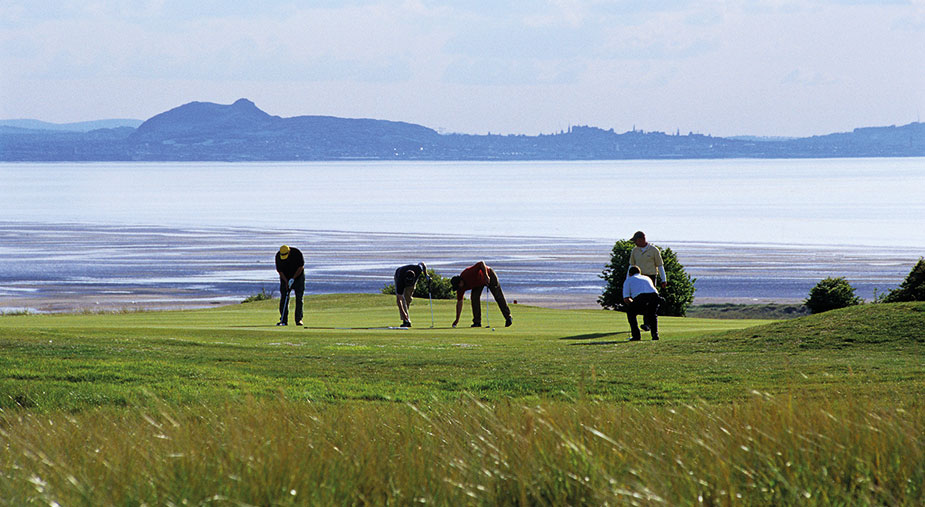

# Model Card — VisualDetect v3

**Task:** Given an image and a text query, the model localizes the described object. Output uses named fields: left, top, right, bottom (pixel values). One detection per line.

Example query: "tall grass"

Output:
left=2, top=394, right=921, bottom=505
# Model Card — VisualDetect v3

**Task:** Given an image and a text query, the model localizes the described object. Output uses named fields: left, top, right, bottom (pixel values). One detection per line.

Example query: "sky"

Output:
left=1, top=0, right=923, bottom=137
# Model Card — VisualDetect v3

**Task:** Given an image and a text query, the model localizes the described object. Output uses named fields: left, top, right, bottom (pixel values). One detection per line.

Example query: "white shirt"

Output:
left=623, top=273, right=658, bottom=299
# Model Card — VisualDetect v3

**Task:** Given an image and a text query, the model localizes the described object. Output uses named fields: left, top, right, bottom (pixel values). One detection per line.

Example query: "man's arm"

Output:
left=475, top=261, right=490, bottom=285
left=452, top=295, right=464, bottom=327
left=293, top=265, right=304, bottom=279
left=654, top=249, right=667, bottom=288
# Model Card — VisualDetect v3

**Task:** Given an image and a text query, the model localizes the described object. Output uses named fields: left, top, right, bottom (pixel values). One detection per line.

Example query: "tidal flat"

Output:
left=1, top=222, right=919, bottom=313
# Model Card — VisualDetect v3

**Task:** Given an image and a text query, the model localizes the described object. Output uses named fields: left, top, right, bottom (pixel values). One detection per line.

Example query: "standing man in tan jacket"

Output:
left=629, top=231, right=667, bottom=289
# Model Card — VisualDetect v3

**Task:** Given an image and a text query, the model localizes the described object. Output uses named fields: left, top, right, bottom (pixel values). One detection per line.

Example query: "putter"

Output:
left=484, top=284, right=492, bottom=330
left=427, top=275, right=435, bottom=328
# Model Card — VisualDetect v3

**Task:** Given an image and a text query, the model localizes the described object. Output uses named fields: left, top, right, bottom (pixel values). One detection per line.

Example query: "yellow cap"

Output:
left=279, top=245, right=290, bottom=260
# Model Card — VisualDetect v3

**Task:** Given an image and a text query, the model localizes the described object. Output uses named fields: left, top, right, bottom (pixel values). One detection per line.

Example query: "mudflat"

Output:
left=1, top=222, right=918, bottom=312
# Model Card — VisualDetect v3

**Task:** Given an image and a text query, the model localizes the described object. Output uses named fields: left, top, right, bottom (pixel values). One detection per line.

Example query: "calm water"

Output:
left=1, top=158, right=923, bottom=246
left=1, top=159, right=923, bottom=311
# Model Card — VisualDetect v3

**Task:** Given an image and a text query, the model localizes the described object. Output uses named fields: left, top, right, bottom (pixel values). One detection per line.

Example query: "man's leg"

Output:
left=401, top=285, right=414, bottom=326
left=639, top=293, right=660, bottom=340
left=279, top=280, right=289, bottom=324
left=626, top=302, right=641, bottom=340
left=470, top=285, right=483, bottom=326
left=487, top=269, right=512, bottom=326
left=293, top=275, right=305, bottom=325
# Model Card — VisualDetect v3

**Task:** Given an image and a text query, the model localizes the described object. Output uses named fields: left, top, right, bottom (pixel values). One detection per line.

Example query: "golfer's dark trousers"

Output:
left=279, top=274, right=305, bottom=324
left=470, top=269, right=511, bottom=326
left=626, top=292, right=660, bottom=339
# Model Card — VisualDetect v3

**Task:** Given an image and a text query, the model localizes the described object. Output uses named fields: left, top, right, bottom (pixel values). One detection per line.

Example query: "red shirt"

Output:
left=456, top=263, right=490, bottom=300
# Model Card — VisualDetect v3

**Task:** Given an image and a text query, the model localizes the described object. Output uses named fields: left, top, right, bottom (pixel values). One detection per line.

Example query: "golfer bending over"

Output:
left=275, top=245, right=305, bottom=326
left=623, top=265, right=661, bottom=341
left=450, top=261, right=513, bottom=328
left=394, top=262, right=427, bottom=327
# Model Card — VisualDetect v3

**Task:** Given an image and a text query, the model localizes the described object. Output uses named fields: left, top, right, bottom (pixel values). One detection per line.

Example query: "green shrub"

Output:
left=804, top=277, right=861, bottom=314
left=381, top=269, right=455, bottom=299
left=883, top=258, right=925, bottom=303
left=242, top=288, right=273, bottom=303
left=598, top=239, right=696, bottom=316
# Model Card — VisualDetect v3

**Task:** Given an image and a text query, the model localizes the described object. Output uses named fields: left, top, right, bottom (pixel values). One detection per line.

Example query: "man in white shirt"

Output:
left=623, top=265, right=661, bottom=341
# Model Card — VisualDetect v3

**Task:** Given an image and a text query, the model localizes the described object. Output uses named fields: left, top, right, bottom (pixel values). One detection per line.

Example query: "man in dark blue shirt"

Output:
left=275, top=245, right=305, bottom=326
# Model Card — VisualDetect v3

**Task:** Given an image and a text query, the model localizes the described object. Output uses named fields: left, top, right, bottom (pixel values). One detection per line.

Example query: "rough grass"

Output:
left=687, top=303, right=810, bottom=320
left=1, top=296, right=923, bottom=504
left=1, top=396, right=922, bottom=505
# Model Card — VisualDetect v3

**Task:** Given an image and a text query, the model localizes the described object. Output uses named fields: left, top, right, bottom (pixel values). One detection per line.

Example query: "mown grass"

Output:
left=1, top=296, right=923, bottom=504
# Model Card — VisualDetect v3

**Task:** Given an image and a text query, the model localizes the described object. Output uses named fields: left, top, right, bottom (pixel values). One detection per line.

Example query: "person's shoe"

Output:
left=276, top=321, right=287, bottom=326
left=505, top=316, right=513, bottom=327
left=651, top=335, right=659, bottom=341
left=640, top=324, right=650, bottom=331
left=296, top=320, right=303, bottom=326
left=401, top=320, right=412, bottom=328
left=470, top=322, right=481, bottom=328
left=628, top=336, right=641, bottom=341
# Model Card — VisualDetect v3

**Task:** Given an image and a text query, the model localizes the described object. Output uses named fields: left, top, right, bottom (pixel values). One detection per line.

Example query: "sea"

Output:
left=1, top=158, right=923, bottom=312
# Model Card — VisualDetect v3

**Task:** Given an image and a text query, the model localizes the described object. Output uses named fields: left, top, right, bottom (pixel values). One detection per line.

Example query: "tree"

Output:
left=381, top=269, right=455, bottom=299
left=883, top=258, right=925, bottom=303
left=804, top=277, right=861, bottom=314
left=598, top=239, right=696, bottom=316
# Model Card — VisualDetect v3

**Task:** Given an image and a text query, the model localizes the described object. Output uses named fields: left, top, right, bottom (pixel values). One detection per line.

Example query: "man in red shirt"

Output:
left=450, top=261, right=513, bottom=328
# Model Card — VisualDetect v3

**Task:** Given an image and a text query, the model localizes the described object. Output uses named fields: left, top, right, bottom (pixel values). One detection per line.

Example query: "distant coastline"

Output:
left=2, top=99, right=923, bottom=161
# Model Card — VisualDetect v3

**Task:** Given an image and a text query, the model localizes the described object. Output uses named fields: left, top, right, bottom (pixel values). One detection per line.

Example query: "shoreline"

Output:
left=1, top=222, right=919, bottom=314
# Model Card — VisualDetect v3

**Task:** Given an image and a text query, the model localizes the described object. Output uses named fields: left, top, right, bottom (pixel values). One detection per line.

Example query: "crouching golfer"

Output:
left=450, top=261, right=513, bottom=328
left=394, top=262, right=427, bottom=327
left=623, top=265, right=661, bottom=341
left=275, top=245, right=305, bottom=326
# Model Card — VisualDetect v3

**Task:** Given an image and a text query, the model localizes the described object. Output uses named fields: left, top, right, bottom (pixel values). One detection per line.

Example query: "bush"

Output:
left=381, top=269, right=455, bottom=299
left=804, top=277, right=861, bottom=314
left=598, top=239, right=696, bottom=316
left=242, top=288, right=273, bottom=303
left=883, top=258, right=925, bottom=303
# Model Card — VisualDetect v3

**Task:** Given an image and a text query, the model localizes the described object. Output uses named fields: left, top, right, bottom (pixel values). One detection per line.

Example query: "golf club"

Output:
left=427, top=275, right=435, bottom=328
left=484, top=284, right=494, bottom=331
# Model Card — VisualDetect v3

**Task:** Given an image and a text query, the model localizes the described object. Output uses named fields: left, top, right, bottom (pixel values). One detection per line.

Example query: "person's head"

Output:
left=279, top=245, right=290, bottom=260
left=631, top=231, right=647, bottom=247
left=450, top=275, right=462, bottom=291
left=418, top=262, right=427, bottom=274
left=628, top=265, right=641, bottom=276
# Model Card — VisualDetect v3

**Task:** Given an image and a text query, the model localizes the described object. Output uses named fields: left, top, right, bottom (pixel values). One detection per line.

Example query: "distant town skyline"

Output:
left=1, top=1, right=923, bottom=137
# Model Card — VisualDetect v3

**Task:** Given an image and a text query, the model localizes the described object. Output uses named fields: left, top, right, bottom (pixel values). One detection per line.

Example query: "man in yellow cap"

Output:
left=275, top=245, right=305, bottom=326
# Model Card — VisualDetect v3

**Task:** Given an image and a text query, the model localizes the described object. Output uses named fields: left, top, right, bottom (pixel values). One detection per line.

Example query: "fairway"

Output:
left=2, top=294, right=787, bottom=409
left=2, top=294, right=923, bottom=409
left=2, top=296, right=923, bottom=505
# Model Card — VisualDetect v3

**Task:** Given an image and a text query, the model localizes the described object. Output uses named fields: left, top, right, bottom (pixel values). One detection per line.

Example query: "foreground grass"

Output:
left=1, top=297, right=923, bottom=504
left=2, top=396, right=922, bottom=505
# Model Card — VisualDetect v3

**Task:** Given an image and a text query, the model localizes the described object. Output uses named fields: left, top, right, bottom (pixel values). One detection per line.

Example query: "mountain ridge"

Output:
left=2, top=99, right=923, bottom=161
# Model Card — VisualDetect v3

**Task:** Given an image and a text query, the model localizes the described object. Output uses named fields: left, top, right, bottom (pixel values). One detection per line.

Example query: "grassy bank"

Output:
left=1, top=296, right=923, bottom=504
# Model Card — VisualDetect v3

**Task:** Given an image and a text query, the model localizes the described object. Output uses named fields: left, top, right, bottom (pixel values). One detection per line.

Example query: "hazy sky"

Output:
left=1, top=1, right=923, bottom=136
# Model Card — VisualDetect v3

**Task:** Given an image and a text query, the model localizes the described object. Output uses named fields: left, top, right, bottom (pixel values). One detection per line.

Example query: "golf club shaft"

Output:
left=484, top=284, right=491, bottom=328
left=428, top=277, right=435, bottom=328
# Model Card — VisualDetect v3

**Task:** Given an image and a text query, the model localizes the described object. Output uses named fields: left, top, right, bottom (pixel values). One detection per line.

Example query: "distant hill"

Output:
left=1, top=99, right=923, bottom=161
left=0, top=118, right=143, bottom=132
